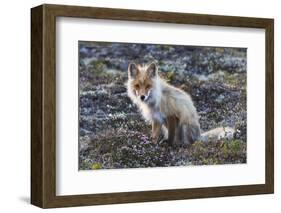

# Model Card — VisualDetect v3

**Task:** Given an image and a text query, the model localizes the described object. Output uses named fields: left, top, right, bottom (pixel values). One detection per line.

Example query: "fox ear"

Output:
left=128, top=63, right=139, bottom=78
left=147, top=62, right=158, bottom=78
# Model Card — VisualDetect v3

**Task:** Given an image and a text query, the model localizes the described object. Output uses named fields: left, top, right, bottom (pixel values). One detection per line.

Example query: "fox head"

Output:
left=128, top=62, right=158, bottom=102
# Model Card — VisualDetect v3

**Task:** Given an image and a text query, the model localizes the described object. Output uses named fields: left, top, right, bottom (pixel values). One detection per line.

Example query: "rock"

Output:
left=215, top=94, right=225, bottom=103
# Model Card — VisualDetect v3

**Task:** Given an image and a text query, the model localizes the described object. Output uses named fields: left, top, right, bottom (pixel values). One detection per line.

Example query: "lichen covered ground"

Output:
left=79, top=42, right=247, bottom=170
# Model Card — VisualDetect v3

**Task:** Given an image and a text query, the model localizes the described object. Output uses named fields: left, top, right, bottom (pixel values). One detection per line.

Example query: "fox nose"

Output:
left=140, top=95, right=145, bottom=101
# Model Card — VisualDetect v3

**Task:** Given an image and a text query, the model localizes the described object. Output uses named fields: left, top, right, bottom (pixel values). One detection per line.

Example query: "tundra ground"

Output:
left=79, top=42, right=247, bottom=170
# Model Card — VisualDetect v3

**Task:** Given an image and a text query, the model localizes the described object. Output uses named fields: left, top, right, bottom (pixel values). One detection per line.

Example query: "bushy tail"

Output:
left=200, top=126, right=235, bottom=143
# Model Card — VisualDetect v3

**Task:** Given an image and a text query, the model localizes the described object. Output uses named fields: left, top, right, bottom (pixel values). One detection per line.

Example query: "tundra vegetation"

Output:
left=79, top=41, right=247, bottom=170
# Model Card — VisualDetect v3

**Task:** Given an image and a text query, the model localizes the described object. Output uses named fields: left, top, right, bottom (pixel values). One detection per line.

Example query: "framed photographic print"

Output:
left=31, top=4, right=274, bottom=208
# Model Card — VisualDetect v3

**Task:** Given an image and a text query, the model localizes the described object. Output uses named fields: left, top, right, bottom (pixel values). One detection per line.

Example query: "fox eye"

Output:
left=145, top=85, right=151, bottom=89
left=134, top=84, right=139, bottom=89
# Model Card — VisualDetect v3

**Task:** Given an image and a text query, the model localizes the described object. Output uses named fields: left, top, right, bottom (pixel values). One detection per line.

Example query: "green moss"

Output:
left=166, top=71, right=175, bottom=82
left=92, top=163, right=102, bottom=170
left=90, top=60, right=105, bottom=72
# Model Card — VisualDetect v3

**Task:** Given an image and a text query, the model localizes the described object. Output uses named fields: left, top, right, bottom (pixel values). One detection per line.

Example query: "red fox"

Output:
left=127, top=62, right=201, bottom=146
left=127, top=62, right=235, bottom=146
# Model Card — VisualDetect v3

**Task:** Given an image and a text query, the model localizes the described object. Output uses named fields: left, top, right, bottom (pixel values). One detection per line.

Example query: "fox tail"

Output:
left=200, top=126, right=235, bottom=143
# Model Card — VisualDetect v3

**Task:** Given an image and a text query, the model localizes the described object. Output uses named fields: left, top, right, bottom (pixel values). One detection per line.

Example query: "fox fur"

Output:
left=127, top=62, right=201, bottom=146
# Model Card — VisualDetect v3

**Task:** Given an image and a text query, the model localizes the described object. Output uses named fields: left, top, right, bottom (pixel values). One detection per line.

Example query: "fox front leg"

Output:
left=152, top=120, right=161, bottom=144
